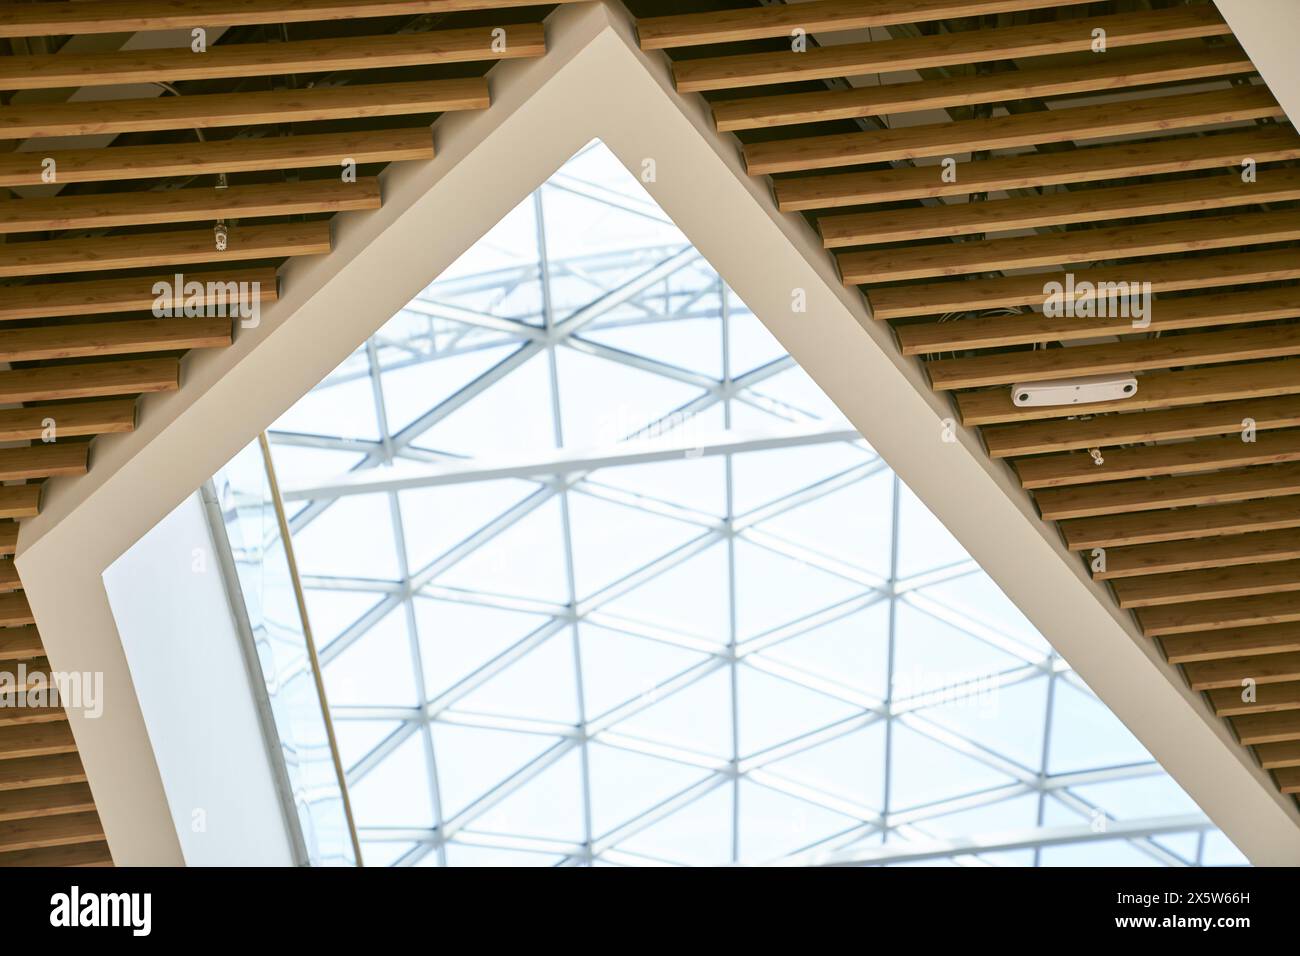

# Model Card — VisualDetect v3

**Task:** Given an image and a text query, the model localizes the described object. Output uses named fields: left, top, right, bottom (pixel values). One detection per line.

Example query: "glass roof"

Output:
left=221, top=140, right=1245, bottom=867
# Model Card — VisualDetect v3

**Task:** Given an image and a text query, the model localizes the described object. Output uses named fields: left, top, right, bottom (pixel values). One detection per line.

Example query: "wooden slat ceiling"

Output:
left=0, top=0, right=583, bottom=866
left=633, top=0, right=1300, bottom=806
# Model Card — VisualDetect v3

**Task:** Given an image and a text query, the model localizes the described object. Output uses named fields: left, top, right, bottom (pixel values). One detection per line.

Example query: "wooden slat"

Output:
left=0, top=221, right=331, bottom=279
left=2, top=663, right=59, bottom=697
left=1257, top=741, right=1300, bottom=769
left=0, top=525, right=17, bottom=559
left=1014, top=430, right=1300, bottom=490
left=0, top=269, right=276, bottom=322
left=897, top=286, right=1300, bottom=356
left=841, top=209, right=1300, bottom=284
left=823, top=166, right=1300, bottom=249
left=0, top=441, right=82, bottom=489
left=1059, top=497, right=1300, bottom=550
left=0, top=708, right=67, bottom=729
left=716, top=44, right=1253, bottom=132
left=1112, top=559, right=1300, bottom=609
left=745, top=86, right=1279, bottom=175
left=1276, top=766, right=1300, bottom=793
left=985, top=396, right=1300, bottom=459
left=958, top=359, right=1300, bottom=427
left=0, top=24, right=546, bottom=91
left=0, top=626, right=42, bottom=662
left=1038, top=466, right=1300, bottom=522
left=0, top=840, right=111, bottom=867
left=0, top=591, right=35, bottom=627
left=774, top=126, right=1300, bottom=212
left=0, top=400, right=136, bottom=443
left=1183, top=652, right=1300, bottom=691
left=1233, top=710, right=1300, bottom=745
left=639, top=0, right=1096, bottom=49
left=1163, top=624, right=1300, bottom=665
left=0, top=723, right=75, bottom=762
left=1135, top=592, right=1300, bottom=637
left=0, top=486, right=41, bottom=522
left=871, top=248, right=1300, bottom=321
left=0, top=813, right=105, bottom=854
left=929, top=324, right=1300, bottom=392
left=0, top=358, right=180, bottom=404
left=0, top=178, right=380, bottom=235
left=0, top=444, right=87, bottom=483
left=0, top=753, right=85, bottom=792
left=0, top=78, right=488, bottom=140
left=1096, top=528, right=1300, bottom=580
left=1209, top=681, right=1300, bottom=717
left=0, top=319, right=231, bottom=363
left=0, top=784, right=95, bottom=824
left=1040, top=470, right=1300, bottom=522
left=0, top=0, right=573, bottom=38
left=0, top=129, right=431, bottom=189
left=675, top=7, right=1229, bottom=93
left=0, top=658, right=44, bottom=692
left=0, top=569, right=27, bottom=605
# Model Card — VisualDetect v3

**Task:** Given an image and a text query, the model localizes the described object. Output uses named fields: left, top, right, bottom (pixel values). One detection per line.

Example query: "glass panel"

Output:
left=212, top=442, right=355, bottom=866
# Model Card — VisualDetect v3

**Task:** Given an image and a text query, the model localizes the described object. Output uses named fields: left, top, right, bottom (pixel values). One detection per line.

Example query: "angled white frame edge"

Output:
left=1213, top=0, right=1300, bottom=126
left=17, top=0, right=1299, bottom=865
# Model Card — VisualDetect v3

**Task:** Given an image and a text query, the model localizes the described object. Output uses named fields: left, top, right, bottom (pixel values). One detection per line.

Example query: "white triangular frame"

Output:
left=19, top=0, right=1300, bottom=864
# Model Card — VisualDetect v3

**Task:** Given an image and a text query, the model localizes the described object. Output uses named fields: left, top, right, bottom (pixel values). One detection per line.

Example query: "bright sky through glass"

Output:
left=253, top=140, right=1245, bottom=868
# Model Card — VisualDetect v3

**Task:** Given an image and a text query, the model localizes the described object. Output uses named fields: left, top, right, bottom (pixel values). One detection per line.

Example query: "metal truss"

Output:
left=221, top=141, right=1232, bottom=868
left=783, top=813, right=1214, bottom=868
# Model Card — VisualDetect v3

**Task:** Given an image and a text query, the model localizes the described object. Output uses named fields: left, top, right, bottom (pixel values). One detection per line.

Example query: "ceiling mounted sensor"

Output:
left=1011, top=374, right=1138, bottom=408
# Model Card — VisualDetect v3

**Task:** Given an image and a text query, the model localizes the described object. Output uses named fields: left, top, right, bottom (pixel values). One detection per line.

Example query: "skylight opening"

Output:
left=209, top=140, right=1243, bottom=868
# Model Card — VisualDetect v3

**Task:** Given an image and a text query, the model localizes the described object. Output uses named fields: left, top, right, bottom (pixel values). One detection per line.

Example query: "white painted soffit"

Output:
left=18, top=0, right=1300, bottom=865
left=1214, top=0, right=1300, bottom=126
